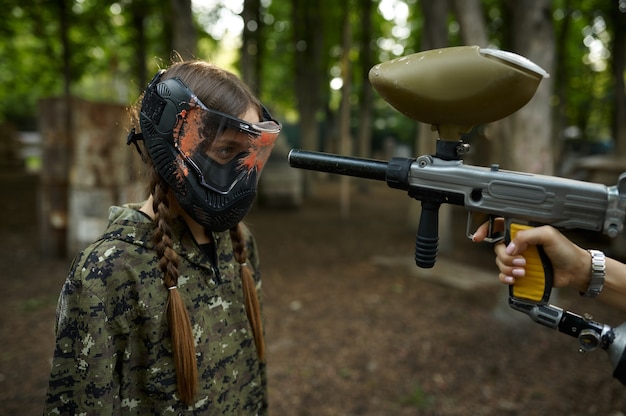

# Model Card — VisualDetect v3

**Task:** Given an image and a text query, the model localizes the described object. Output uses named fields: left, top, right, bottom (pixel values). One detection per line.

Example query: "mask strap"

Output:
left=126, top=69, right=167, bottom=157
left=127, top=128, right=144, bottom=156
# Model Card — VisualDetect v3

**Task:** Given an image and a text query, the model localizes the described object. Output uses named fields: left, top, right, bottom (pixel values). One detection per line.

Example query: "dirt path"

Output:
left=1, top=173, right=625, bottom=415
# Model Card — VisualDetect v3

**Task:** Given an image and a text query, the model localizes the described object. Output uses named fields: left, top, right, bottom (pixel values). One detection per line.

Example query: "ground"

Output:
left=1, top=171, right=626, bottom=415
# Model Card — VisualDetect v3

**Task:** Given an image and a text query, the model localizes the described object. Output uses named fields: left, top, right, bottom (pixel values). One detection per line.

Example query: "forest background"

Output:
left=2, top=0, right=625, bottom=179
left=2, top=1, right=626, bottom=414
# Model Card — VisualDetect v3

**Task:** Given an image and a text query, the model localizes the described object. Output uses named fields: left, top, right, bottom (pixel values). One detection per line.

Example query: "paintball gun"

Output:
left=288, top=46, right=626, bottom=385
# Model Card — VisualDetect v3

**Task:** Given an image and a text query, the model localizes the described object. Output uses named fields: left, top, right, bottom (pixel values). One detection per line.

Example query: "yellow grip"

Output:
left=507, top=223, right=553, bottom=305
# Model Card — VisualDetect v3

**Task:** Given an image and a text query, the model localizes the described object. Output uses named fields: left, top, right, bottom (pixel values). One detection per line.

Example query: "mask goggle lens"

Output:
left=173, top=94, right=281, bottom=194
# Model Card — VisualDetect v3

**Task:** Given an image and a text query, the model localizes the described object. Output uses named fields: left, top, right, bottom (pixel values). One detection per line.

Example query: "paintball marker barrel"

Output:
left=288, top=149, right=388, bottom=182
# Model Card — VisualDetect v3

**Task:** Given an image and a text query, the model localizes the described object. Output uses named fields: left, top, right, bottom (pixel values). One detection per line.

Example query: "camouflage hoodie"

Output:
left=44, top=204, right=267, bottom=415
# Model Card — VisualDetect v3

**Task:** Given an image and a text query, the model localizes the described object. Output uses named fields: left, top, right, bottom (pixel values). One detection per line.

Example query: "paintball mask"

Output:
left=131, top=70, right=281, bottom=231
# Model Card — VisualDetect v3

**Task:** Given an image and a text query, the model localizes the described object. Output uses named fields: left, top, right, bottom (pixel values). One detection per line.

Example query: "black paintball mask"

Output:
left=129, top=70, right=281, bottom=231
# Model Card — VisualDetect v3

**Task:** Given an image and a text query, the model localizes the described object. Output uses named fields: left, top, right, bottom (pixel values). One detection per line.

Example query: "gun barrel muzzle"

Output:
left=287, top=149, right=388, bottom=181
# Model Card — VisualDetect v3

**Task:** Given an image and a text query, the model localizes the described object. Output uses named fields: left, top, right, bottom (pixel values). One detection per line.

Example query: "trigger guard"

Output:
left=483, top=234, right=505, bottom=244
left=466, top=212, right=505, bottom=243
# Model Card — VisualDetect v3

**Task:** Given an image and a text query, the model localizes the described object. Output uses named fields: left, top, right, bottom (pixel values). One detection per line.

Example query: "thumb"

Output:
left=507, top=225, right=560, bottom=256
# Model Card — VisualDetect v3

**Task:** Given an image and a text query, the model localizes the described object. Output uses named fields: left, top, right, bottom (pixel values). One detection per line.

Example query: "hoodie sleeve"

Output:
left=44, top=254, right=125, bottom=415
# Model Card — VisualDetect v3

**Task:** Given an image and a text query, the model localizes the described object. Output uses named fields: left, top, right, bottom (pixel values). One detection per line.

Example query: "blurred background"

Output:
left=1, top=0, right=626, bottom=414
left=2, top=0, right=626, bottom=256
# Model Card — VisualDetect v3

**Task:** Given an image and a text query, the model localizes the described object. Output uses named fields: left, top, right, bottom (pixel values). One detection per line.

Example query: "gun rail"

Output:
left=288, top=149, right=388, bottom=182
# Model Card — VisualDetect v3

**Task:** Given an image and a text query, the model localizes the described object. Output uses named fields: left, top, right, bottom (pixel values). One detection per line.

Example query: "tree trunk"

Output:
left=506, top=0, right=555, bottom=175
left=417, top=0, right=449, bottom=157
left=356, top=0, right=374, bottom=159
left=292, top=0, right=324, bottom=195
left=338, top=1, right=352, bottom=218
left=452, top=0, right=492, bottom=167
left=552, top=0, right=573, bottom=173
left=42, top=0, right=73, bottom=257
left=609, top=1, right=626, bottom=156
left=241, top=0, right=262, bottom=95
left=452, top=0, right=488, bottom=47
left=130, top=3, right=148, bottom=92
left=171, top=0, right=197, bottom=60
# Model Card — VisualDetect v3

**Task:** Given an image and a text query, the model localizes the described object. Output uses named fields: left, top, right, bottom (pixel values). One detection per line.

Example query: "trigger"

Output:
left=466, top=213, right=504, bottom=243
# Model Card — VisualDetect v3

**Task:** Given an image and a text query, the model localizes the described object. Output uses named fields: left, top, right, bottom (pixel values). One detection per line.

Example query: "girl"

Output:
left=45, top=60, right=280, bottom=415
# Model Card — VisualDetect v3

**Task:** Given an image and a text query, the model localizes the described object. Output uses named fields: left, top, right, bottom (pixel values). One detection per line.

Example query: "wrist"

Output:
left=579, top=249, right=605, bottom=298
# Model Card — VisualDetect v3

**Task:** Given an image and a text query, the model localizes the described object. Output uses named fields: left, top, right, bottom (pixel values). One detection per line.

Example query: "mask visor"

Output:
left=174, top=98, right=281, bottom=194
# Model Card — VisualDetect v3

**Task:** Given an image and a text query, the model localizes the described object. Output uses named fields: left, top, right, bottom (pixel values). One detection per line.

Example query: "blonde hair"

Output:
left=142, top=60, right=266, bottom=405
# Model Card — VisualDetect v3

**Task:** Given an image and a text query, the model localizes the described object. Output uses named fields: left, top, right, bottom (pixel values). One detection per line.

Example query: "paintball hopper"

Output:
left=368, top=45, right=549, bottom=140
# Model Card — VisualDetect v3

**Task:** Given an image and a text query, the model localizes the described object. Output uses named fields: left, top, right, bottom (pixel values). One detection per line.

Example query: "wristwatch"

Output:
left=581, top=249, right=605, bottom=298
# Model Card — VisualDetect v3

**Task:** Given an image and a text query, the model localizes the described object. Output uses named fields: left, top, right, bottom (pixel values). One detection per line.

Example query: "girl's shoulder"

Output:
left=67, top=229, right=159, bottom=296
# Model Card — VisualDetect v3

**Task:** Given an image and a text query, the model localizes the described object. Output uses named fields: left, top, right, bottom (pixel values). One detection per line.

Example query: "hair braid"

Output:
left=132, top=59, right=267, bottom=404
left=150, top=171, right=198, bottom=405
left=230, top=224, right=265, bottom=362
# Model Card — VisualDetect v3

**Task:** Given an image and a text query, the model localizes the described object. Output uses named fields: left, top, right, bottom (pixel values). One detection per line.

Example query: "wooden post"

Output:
left=38, top=97, right=72, bottom=258
left=38, top=97, right=145, bottom=258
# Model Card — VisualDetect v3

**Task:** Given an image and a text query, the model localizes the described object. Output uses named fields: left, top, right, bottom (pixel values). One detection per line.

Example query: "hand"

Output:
left=472, top=220, right=591, bottom=293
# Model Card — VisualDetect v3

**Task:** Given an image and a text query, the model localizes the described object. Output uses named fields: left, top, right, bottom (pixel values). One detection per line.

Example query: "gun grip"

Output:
left=506, top=223, right=553, bottom=305
left=415, top=201, right=440, bottom=268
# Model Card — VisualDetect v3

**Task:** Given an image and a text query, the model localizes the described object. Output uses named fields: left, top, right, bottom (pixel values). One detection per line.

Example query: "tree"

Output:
left=241, top=0, right=263, bottom=94
left=0, top=0, right=621, bottom=176
left=129, top=0, right=149, bottom=90
left=337, top=0, right=353, bottom=218
left=171, top=0, right=197, bottom=60
left=453, top=0, right=489, bottom=47
left=290, top=0, right=326, bottom=194
left=416, top=0, right=450, bottom=156
left=355, top=0, right=375, bottom=160
left=505, top=0, right=555, bottom=175
left=608, top=1, right=626, bottom=156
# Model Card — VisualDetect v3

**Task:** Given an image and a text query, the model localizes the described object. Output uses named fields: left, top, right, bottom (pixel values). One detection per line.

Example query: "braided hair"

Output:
left=137, top=60, right=266, bottom=405
left=230, top=225, right=265, bottom=362
left=149, top=168, right=199, bottom=403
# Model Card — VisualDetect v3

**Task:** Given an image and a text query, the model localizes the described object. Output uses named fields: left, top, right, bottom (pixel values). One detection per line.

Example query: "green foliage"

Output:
left=553, top=1, right=614, bottom=140
left=1, top=3, right=61, bottom=128
left=0, top=0, right=176, bottom=129
left=0, top=0, right=620, bottom=153
left=262, top=0, right=297, bottom=116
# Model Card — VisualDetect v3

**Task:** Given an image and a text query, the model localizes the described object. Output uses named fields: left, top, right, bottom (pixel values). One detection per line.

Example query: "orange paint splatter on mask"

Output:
left=171, top=106, right=205, bottom=183
left=176, top=108, right=205, bottom=158
left=239, top=130, right=278, bottom=173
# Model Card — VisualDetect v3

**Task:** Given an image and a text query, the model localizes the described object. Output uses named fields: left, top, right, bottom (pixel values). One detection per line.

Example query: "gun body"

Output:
left=289, top=149, right=625, bottom=238
left=401, top=156, right=614, bottom=233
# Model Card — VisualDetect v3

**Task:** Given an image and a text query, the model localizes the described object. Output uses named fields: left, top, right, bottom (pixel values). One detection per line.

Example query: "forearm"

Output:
left=597, top=257, right=626, bottom=313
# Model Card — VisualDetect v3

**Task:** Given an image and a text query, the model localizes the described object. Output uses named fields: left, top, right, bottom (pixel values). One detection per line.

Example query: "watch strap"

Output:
left=581, top=249, right=605, bottom=298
